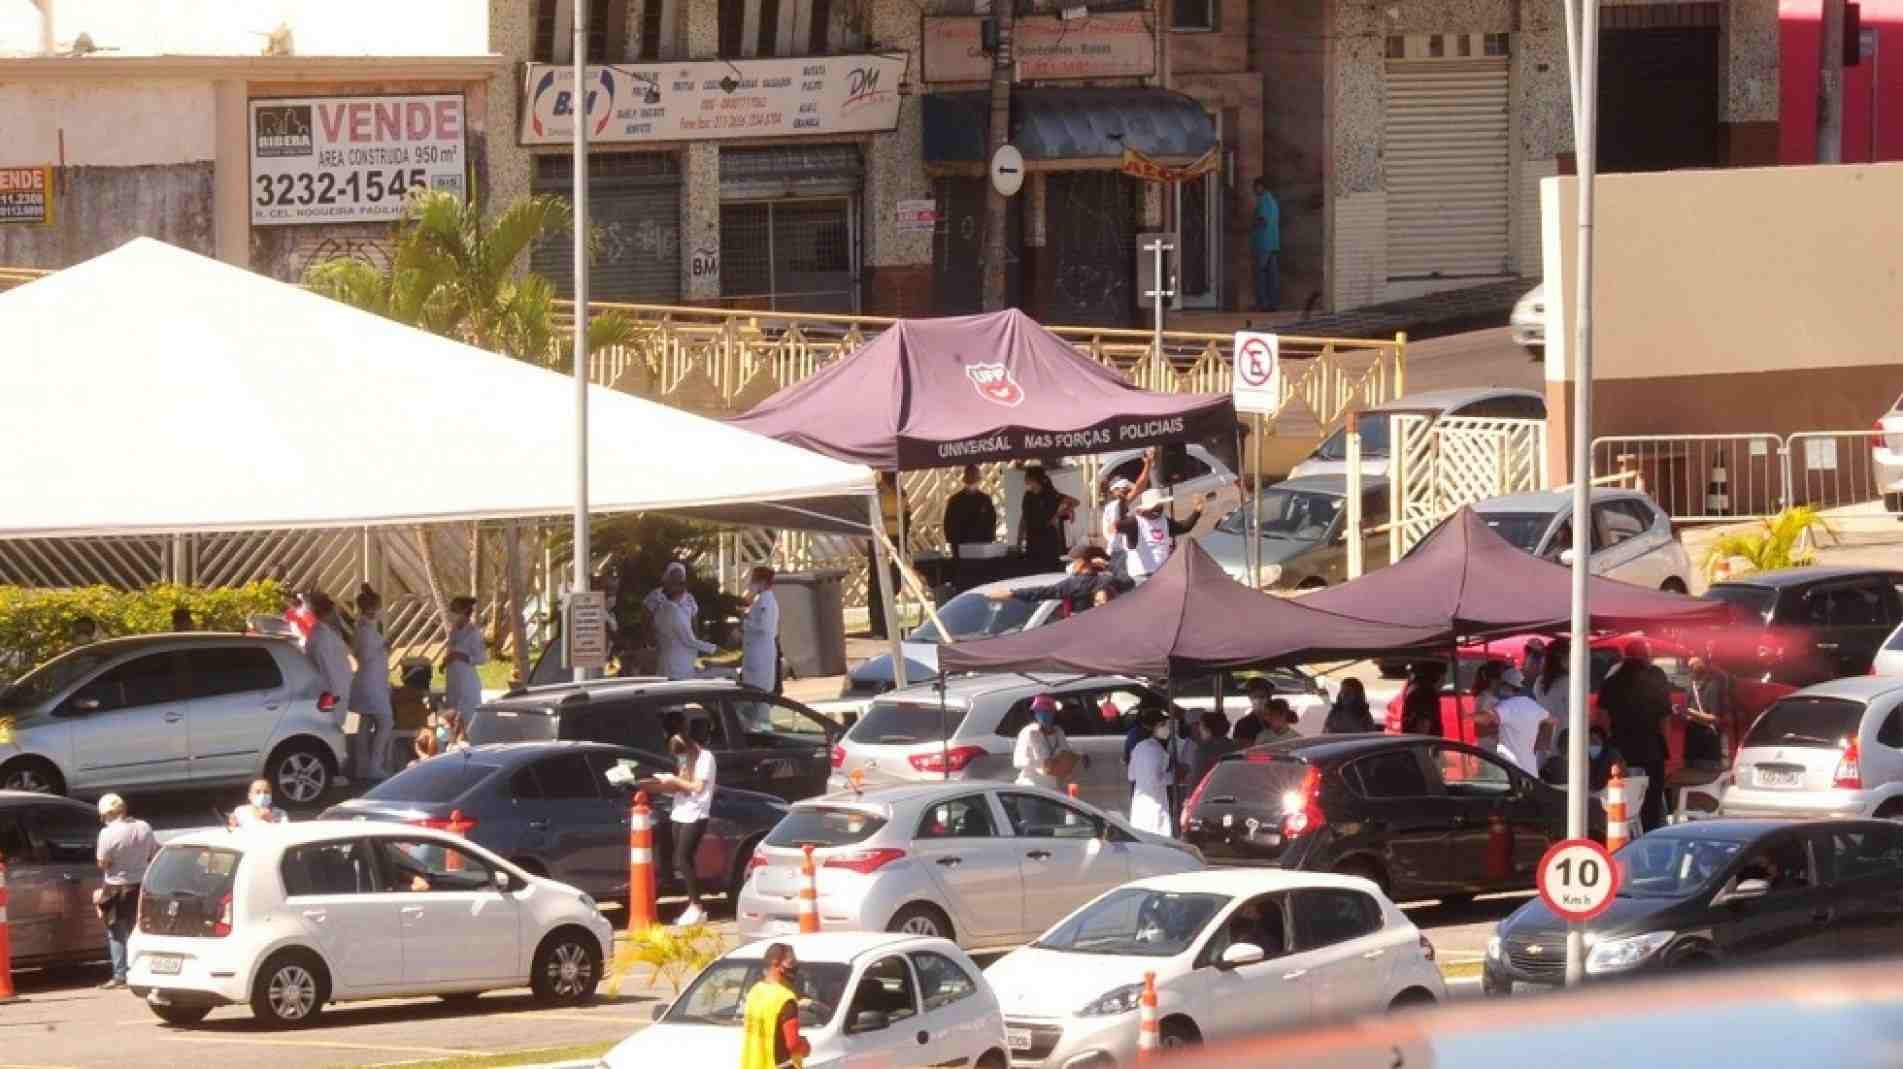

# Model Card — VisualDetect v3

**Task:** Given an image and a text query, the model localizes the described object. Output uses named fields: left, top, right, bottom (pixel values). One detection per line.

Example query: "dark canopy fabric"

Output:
left=936, top=540, right=1445, bottom=677
left=728, top=309, right=1236, bottom=471
left=1301, top=507, right=1730, bottom=638
left=924, top=88, right=1218, bottom=164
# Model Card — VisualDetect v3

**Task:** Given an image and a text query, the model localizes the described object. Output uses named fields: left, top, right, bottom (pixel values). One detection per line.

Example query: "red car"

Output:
left=1385, top=633, right=1794, bottom=775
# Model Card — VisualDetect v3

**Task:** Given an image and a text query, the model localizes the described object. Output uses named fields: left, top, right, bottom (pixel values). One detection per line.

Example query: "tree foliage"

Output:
left=1701, top=506, right=1835, bottom=580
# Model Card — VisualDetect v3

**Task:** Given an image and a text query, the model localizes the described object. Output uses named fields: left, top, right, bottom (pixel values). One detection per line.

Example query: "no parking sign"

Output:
left=1231, top=331, right=1279, bottom=414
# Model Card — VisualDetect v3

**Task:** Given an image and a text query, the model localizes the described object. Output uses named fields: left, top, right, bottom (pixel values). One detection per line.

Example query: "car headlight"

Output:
left=1077, top=982, right=1145, bottom=1017
left=1485, top=935, right=1501, bottom=960
left=1584, top=931, right=1674, bottom=975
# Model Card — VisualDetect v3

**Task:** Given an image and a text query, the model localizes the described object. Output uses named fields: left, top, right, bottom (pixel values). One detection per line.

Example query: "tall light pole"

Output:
left=571, top=0, right=593, bottom=682
left=981, top=0, right=1015, bottom=310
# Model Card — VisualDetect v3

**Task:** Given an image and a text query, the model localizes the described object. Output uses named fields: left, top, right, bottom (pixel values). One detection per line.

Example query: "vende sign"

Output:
left=922, top=12, right=1155, bottom=82
left=250, top=94, right=467, bottom=227
left=520, top=55, right=905, bottom=146
left=0, top=165, right=55, bottom=226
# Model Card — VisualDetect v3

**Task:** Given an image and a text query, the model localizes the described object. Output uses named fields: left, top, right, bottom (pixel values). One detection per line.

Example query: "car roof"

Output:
left=1271, top=474, right=1391, bottom=494
left=1473, top=487, right=1651, bottom=513
left=1224, top=733, right=1425, bottom=763
left=1126, top=867, right=1380, bottom=896
left=433, top=740, right=654, bottom=766
left=882, top=671, right=1149, bottom=704
left=0, top=789, right=94, bottom=809
left=966, top=572, right=1072, bottom=595
left=159, top=818, right=475, bottom=852
left=1367, top=386, right=1542, bottom=413
left=1640, top=818, right=1805, bottom=843
left=482, top=677, right=768, bottom=712
left=57, top=632, right=298, bottom=656
left=1784, top=676, right=1903, bottom=703
left=800, top=780, right=1088, bottom=812
left=1709, top=565, right=1903, bottom=590
left=727, top=932, right=953, bottom=962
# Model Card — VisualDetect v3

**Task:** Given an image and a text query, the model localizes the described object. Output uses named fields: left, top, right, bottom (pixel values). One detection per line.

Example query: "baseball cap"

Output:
left=1030, top=694, right=1059, bottom=714
left=1136, top=489, right=1172, bottom=512
left=1502, top=666, right=1526, bottom=688
left=97, top=793, right=125, bottom=816
left=1108, top=477, right=1135, bottom=493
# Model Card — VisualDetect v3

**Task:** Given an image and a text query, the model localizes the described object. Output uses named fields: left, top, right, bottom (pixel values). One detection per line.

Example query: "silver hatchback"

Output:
left=0, top=634, right=348, bottom=804
left=1721, top=677, right=1903, bottom=820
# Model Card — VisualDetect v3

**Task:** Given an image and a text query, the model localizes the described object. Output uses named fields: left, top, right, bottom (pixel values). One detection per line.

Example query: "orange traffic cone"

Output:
left=798, top=843, right=820, bottom=934
left=1605, top=766, right=1630, bottom=854
left=1136, top=971, right=1159, bottom=1060
left=0, top=851, right=15, bottom=1002
left=628, top=790, right=657, bottom=929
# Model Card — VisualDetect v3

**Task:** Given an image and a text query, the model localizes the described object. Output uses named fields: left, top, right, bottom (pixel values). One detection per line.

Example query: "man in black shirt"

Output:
left=942, top=464, right=999, bottom=589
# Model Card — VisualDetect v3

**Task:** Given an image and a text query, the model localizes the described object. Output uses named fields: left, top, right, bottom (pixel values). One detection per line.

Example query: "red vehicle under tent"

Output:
left=1383, top=632, right=1797, bottom=777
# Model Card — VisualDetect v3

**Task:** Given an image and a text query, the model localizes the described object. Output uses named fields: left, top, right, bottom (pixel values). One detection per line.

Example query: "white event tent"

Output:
left=0, top=238, right=876, bottom=538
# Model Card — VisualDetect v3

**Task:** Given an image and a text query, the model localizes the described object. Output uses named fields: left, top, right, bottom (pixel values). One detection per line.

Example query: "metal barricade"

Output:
left=1783, top=430, right=1886, bottom=514
left=1590, top=434, right=1783, bottom=522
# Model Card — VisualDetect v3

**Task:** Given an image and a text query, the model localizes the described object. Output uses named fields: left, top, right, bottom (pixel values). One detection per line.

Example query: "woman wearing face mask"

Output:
left=442, top=595, right=487, bottom=721
left=229, top=778, right=288, bottom=828
left=1322, top=677, right=1378, bottom=735
left=648, top=726, right=718, bottom=925
left=409, top=725, right=440, bottom=768
left=431, top=708, right=469, bottom=752
left=1126, top=710, right=1176, bottom=837
left=349, top=584, right=395, bottom=781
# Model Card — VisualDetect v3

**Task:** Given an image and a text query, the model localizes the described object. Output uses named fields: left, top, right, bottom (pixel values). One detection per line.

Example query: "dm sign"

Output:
left=249, top=94, right=468, bottom=227
left=0, top=166, right=55, bottom=226
left=519, top=55, right=905, bottom=146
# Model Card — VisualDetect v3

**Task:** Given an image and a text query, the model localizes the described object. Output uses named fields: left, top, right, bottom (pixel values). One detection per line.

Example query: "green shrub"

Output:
left=0, top=581, right=285, bottom=683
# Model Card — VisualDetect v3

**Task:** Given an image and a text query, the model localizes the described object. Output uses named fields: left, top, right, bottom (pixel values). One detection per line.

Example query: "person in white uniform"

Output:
left=1013, top=694, right=1081, bottom=791
left=651, top=584, right=716, bottom=680
left=304, top=592, right=355, bottom=725
left=349, top=584, right=395, bottom=779
left=1126, top=710, right=1175, bottom=836
left=738, top=565, right=782, bottom=731
left=443, top=595, right=487, bottom=716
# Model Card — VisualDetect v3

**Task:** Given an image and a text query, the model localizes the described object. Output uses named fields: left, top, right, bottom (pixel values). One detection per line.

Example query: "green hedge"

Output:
left=0, top=582, right=285, bottom=684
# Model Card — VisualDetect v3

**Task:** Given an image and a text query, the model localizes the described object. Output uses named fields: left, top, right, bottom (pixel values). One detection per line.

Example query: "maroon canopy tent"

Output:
left=728, top=309, right=1236, bottom=471
left=936, top=539, right=1445, bottom=677
left=1301, top=507, right=1730, bottom=638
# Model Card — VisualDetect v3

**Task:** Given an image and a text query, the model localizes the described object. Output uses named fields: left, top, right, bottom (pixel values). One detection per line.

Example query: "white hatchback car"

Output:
left=1720, top=677, right=1903, bottom=820
left=984, top=869, right=1444, bottom=1067
left=738, top=783, right=1203, bottom=952
left=1471, top=487, right=1693, bottom=592
left=126, top=821, right=614, bottom=1027
left=604, top=933, right=1009, bottom=1069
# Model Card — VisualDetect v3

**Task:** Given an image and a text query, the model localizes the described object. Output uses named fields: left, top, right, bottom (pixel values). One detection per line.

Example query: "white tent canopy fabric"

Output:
left=0, top=239, right=875, bottom=538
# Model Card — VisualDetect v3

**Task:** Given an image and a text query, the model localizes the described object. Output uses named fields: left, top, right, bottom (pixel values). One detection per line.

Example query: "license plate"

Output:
left=1007, top=1029, right=1032, bottom=1052
left=1757, top=768, right=1804, bottom=788
left=148, top=955, right=183, bottom=975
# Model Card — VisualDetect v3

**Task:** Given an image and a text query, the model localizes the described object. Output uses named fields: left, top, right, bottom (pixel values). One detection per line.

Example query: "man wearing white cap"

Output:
left=1492, top=667, right=1554, bottom=776
left=93, top=793, right=157, bottom=989
left=1111, top=488, right=1206, bottom=584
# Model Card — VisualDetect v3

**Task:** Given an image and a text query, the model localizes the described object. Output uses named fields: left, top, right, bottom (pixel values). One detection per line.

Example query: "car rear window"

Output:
left=1194, top=756, right=1308, bottom=805
left=139, top=846, right=241, bottom=937
left=1744, top=696, right=1866, bottom=750
left=764, top=806, right=888, bottom=848
left=465, top=705, right=559, bottom=745
left=1706, top=584, right=1777, bottom=623
left=363, top=756, right=503, bottom=801
left=849, top=701, right=969, bottom=745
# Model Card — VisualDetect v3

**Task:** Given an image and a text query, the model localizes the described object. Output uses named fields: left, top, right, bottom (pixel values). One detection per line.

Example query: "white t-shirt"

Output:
left=671, top=748, right=718, bottom=823
left=1013, top=723, right=1068, bottom=790
left=1124, top=512, right=1175, bottom=579
left=231, top=804, right=288, bottom=829
left=1494, top=695, right=1552, bottom=775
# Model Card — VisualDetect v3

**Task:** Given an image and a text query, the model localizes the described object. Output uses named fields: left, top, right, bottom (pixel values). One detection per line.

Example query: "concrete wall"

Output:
left=1539, top=163, right=1903, bottom=479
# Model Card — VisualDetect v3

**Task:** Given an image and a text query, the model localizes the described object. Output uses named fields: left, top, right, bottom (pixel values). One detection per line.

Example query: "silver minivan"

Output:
left=0, top=634, right=348, bottom=804
left=1721, top=677, right=1903, bottom=820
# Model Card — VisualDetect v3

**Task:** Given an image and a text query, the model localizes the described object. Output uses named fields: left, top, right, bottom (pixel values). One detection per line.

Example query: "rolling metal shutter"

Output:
left=531, top=153, right=681, bottom=304
left=1384, top=58, right=1510, bottom=280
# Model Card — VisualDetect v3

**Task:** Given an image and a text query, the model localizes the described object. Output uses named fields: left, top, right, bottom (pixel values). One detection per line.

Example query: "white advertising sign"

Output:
left=519, top=55, right=905, bottom=146
left=1231, top=331, right=1280, bottom=414
left=896, top=198, right=939, bottom=234
left=250, top=95, right=466, bottom=227
left=922, top=12, right=1156, bottom=82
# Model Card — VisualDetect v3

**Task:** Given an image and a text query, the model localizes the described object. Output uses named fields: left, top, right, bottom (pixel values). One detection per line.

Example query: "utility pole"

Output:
left=1818, top=0, right=1846, bottom=162
left=571, top=0, right=594, bottom=682
left=981, top=0, right=1015, bottom=311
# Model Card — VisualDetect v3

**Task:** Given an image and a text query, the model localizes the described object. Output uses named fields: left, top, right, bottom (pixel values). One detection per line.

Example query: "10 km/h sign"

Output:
left=1537, top=838, right=1620, bottom=922
left=1231, top=331, right=1279, bottom=414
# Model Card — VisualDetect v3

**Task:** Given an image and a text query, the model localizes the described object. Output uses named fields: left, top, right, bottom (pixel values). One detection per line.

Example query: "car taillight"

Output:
left=408, top=814, right=478, bottom=835
left=1834, top=738, right=1863, bottom=789
left=909, top=746, right=985, bottom=774
left=831, top=745, right=845, bottom=769
left=746, top=850, right=769, bottom=874
left=821, top=848, right=907, bottom=874
left=317, top=692, right=339, bottom=712
left=1280, top=764, right=1325, bottom=839
left=210, top=892, right=233, bottom=938
left=1181, top=768, right=1213, bottom=826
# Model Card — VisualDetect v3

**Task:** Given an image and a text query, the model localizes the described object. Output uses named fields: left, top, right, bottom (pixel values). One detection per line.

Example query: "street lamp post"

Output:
left=571, top=0, right=593, bottom=682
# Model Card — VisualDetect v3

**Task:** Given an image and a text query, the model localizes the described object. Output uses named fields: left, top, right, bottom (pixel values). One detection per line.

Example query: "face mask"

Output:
left=435, top=725, right=450, bottom=745
left=250, top=792, right=272, bottom=809
left=1152, top=726, right=1170, bottom=740
left=1589, top=744, right=1604, bottom=759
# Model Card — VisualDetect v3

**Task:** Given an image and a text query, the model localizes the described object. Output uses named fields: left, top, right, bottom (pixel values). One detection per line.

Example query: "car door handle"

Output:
left=936, top=856, right=963, bottom=867
left=1361, top=949, right=1385, bottom=960
left=1281, top=969, right=1308, bottom=981
left=302, top=909, right=327, bottom=922
left=1026, top=850, right=1053, bottom=861
left=162, top=711, right=184, bottom=723
left=401, top=905, right=425, bottom=916
left=1817, top=643, right=1840, bottom=650
left=528, top=819, right=550, bottom=831
left=264, top=701, right=283, bottom=711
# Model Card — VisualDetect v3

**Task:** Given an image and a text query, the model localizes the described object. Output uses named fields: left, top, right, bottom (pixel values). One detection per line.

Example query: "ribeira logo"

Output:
left=843, top=65, right=891, bottom=112
left=966, top=362, right=1024, bottom=408
left=530, top=67, right=617, bottom=138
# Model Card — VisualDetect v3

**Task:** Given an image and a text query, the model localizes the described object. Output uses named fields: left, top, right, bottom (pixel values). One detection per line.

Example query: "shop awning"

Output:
left=924, top=88, right=1217, bottom=167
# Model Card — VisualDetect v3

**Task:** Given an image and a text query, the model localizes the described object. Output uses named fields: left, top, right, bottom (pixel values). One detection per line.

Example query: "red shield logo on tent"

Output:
left=965, top=363, right=1024, bottom=408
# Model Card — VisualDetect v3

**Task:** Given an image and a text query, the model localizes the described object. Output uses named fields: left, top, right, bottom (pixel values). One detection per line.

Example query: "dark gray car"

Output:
left=320, top=741, right=789, bottom=903
left=0, top=790, right=108, bottom=968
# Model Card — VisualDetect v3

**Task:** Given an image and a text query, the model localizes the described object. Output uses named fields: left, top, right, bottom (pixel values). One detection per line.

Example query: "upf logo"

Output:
left=529, top=67, right=617, bottom=138
left=843, top=66, right=891, bottom=112
left=966, top=363, right=1024, bottom=408
left=254, top=105, right=313, bottom=157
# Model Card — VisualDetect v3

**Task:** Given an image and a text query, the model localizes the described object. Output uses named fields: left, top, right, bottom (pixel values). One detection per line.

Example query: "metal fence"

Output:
left=1592, top=431, right=1889, bottom=522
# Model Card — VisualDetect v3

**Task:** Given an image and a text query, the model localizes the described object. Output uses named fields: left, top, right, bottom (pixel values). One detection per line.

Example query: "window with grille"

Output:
left=1173, top=0, right=1217, bottom=31
left=718, top=0, right=835, bottom=56
left=532, top=0, right=628, bottom=63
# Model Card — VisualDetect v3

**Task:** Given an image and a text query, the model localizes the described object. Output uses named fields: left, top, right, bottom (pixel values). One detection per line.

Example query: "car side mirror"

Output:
left=493, top=870, right=513, bottom=893
left=850, top=1009, right=889, bottom=1034
left=1219, top=942, right=1266, bottom=969
left=1559, top=548, right=1577, bottom=566
left=1720, top=878, right=1770, bottom=905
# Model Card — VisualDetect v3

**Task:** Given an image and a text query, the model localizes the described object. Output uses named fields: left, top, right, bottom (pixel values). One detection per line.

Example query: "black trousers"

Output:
left=1639, top=762, right=1668, bottom=831
left=674, top=818, right=709, bottom=903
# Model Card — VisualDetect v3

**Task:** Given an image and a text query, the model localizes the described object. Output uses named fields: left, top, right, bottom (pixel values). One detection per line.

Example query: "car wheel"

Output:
left=1875, top=800, right=1903, bottom=822
left=886, top=903, right=953, bottom=940
left=0, top=757, right=64, bottom=795
left=530, top=928, right=601, bottom=1006
left=250, top=950, right=329, bottom=1029
left=149, top=1002, right=213, bottom=1026
left=1159, top=1018, right=1202, bottom=1049
left=268, top=742, right=333, bottom=806
left=1388, top=988, right=1438, bottom=1012
left=1661, top=578, right=1688, bottom=595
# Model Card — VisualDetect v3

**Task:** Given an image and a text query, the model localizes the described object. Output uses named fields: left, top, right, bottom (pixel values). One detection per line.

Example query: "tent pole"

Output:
left=1252, top=412, right=1265, bottom=586
left=894, top=473, right=910, bottom=626
left=1346, top=412, right=1364, bottom=579
left=1165, top=676, right=1179, bottom=837
left=569, top=0, right=593, bottom=684
left=868, top=493, right=907, bottom=690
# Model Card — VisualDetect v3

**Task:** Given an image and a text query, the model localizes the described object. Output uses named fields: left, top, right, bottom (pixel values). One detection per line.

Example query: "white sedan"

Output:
left=739, top=783, right=1203, bottom=952
left=984, top=869, right=1444, bottom=1065
left=604, top=933, right=1008, bottom=1069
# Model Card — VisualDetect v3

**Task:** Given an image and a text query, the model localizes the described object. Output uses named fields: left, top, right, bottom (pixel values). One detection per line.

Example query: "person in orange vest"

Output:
left=741, top=943, right=810, bottom=1069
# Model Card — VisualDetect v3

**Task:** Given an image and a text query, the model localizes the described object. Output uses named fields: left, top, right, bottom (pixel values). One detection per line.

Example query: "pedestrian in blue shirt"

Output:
left=1250, top=178, right=1281, bottom=311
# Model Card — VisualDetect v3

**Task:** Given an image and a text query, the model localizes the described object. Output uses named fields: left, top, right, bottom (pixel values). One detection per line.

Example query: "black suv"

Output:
left=465, top=680, right=840, bottom=802
left=1182, top=734, right=1601, bottom=903
left=1704, top=566, right=1903, bottom=684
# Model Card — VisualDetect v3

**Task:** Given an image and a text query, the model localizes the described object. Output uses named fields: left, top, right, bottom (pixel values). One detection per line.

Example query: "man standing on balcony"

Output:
left=1251, top=177, right=1281, bottom=313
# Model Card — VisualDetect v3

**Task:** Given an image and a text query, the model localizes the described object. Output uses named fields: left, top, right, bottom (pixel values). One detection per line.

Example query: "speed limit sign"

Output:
left=1536, top=838, right=1619, bottom=922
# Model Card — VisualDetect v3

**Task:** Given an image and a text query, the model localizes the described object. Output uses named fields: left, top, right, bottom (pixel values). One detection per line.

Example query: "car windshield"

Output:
left=1216, top=488, right=1343, bottom=540
left=1744, top=696, right=1865, bottom=749
left=765, top=806, right=888, bottom=848
left=0, top=648, right=115, bottom=708
left=1033, top=888, right=1230, bottom=957
left=465, top=706, right=559, bottom=745
left=1706, top=584, right=1777, bottom=624
left=363, top=755, right=504, bottom=801
left=1480, top=512, right=1554, bottom=553
left=1617, top=835, right=1745, bottom=898
left=1312, top=411, right=1421, bottom=460
left=848, top=701, right=969, bottom=745
left=666, top=958, right=852, bottom=1029
left=909, top=590, right=1040, bottom=644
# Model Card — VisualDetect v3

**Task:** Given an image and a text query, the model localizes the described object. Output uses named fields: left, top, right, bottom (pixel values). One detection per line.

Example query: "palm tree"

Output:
left=306, top=189, right=640, bottom=675
left=1701, top=505, right=1835, bottom=581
